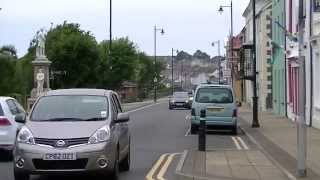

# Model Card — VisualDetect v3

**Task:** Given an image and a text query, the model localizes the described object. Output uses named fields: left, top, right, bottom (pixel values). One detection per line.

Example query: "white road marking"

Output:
left=232, top=136, right=242, bottom=150
left=237, top=137, right=249, bottom=150
left=157, top=153, right=180, bottom=180
left=146, top=153, right=168, bottom=180
left=185, top=127, right=191, bottom=136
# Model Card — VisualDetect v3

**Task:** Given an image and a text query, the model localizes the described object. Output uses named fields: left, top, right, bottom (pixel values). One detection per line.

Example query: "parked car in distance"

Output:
left=169, top=92, right=191, bottom=110
left=0, top=97, right=26, bottom=159
left=190, top=84, right=239, bottom=134
left=13, top=89, right=131, bottom=180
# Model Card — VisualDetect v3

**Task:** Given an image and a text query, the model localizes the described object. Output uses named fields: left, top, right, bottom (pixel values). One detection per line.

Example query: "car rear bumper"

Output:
left=191, top=116, right=237, bottom=126
left=169, top=102, right=190, bottom=108
left=14, top=141, right=117, bottom=175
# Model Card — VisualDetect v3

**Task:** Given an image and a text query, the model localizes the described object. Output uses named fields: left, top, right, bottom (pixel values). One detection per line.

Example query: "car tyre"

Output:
left=119, top=145, right=130, bottom=171
left=169, top=105, right=172, bottom=110
left=190, top=124, right=198, bottom=134
left=14, top=170, right=29, bottom=180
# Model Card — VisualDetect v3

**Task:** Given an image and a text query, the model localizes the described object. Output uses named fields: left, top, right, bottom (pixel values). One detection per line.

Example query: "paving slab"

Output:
left=230, top=165, right=260, bottom=179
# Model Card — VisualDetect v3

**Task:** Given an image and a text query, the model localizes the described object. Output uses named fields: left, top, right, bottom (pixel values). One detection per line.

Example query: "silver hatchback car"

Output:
left=13, top=89, right=130, bottom=180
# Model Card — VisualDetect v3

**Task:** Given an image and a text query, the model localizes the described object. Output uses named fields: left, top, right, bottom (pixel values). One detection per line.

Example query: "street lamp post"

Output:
left=251, top=0, right=260, bottom=128
left=212, top=40, right=221, bottom=84
left=219, top=0, right=233, bottom=86
left=171, top=49, right=179, bottom=95
left=109, top=0, right=112, bottom=50
left=154, top=25, right=165, bottom=103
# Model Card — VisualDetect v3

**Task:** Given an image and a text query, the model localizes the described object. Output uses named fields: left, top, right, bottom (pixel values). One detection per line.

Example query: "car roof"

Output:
left=45, top=89, right=112, bottom=96
left=197, top=84, right=232, bottom=89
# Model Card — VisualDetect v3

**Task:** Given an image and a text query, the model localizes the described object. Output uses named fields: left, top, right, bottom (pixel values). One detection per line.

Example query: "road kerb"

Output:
left=238, top=125, right=297, bottom=180
left=126, top=101, right=164, bottom=114
left=175, top=150, right=209, bottom=180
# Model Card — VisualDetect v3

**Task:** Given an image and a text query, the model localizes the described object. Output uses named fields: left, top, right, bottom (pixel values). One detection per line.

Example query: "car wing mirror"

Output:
left=116, top=112, right=130, bottom=123
left=15, top=113, right=26, bottom=123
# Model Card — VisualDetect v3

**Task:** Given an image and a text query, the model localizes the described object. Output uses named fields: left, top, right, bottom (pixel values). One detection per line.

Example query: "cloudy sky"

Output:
left=0, top=0, right=250, bottom=58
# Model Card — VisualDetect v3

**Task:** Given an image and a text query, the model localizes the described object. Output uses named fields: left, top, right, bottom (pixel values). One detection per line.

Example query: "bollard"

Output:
left=198, top=109, right=206, bottom=151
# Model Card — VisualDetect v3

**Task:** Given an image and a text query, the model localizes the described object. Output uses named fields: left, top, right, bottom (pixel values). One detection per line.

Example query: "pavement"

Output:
left=175, top=104, right=320, bottom=180
left=238, top=104, right=320, bottom=180
left=176, top=120, right=289, bottom=180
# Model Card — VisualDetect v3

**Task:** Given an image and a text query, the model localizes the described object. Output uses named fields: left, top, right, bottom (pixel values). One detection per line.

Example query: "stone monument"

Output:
left=27, top=30, right=52, bottom=111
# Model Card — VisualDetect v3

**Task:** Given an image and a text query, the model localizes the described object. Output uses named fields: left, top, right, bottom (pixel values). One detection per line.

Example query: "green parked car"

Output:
left=190, top=84, right=239, bottom=134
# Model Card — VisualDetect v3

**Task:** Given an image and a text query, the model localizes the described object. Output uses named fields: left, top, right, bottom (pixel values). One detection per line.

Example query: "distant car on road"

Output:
left=13, top=89, right=131, bottom=180
left=190, top=84, right=239, bottom=134
left=169, top=92, right=191, bottom=110
left=0, top=97, right=25, bottom=158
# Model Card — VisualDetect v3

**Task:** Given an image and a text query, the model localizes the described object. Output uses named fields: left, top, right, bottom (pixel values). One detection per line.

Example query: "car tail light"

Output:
left=0, top=117, right=11, bottom=126
left=191, top=108, right=196, bottom=116
left=233, top=109, right=237, bottom=117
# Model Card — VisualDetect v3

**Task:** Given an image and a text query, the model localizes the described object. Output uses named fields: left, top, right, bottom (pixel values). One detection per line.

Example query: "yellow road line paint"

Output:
left=157, top=153, right=181, bottom=180
left=232, top=136, right=242, bottom=150
left=237, top=136, right=249, bottom=150
left=146, top=153, right=168, bottom=180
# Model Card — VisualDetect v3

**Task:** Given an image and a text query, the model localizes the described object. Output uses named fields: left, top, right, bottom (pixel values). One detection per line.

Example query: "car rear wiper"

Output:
left=82, top=117, right=106, bottom=121
left=37, top=117, right=82, bottom=122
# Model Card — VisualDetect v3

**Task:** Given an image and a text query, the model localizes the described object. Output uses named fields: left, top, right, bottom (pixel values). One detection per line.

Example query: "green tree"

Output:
left=0, top=54, right=16, bottom=95
left=45, top=21, right=100, bottom=88
left=135, top=53, right=166, bottom=98
left=0, top=45, right=18, bottom=59
left=98, top=38, right=138, bottom=89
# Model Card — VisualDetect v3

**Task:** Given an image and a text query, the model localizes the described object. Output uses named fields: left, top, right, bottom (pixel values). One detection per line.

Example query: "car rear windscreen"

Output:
left=195, top=88, right=233, bottom=103
left=174, top=92, right=188, bottom=98
left=31, top=95, right=108, bottom=121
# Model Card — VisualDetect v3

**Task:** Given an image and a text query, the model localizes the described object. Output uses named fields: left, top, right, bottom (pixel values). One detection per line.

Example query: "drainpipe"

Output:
left=284, top=0, right=288, bottom=117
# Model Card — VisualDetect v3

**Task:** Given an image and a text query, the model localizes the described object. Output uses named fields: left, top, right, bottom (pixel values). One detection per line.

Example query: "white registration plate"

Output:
left=207, top=107, right=224, bottom=113
left=43, top=153, right=76, bottom=160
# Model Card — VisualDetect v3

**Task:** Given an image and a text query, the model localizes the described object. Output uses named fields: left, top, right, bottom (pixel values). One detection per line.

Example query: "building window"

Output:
left=315, top=0, right=320, bottom=12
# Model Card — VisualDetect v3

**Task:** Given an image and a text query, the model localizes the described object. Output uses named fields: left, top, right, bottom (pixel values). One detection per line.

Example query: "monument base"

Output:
left=27, top=88, right=51, bottom=111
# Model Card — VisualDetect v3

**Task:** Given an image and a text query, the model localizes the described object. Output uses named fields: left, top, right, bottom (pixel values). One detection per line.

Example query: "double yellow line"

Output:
left=146, top=153, right=180, bottom=180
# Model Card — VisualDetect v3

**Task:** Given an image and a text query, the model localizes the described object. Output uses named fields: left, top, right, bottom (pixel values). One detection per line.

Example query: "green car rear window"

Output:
left=195, top=88, right=233, bottom=103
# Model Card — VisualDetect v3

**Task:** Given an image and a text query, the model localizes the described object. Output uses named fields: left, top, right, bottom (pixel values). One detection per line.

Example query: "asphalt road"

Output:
left=0, top=101, right=253, bottom=180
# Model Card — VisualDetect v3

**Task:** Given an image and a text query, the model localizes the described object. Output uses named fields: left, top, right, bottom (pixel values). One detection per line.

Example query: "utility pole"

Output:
left=230, top=0, right=233, bottom=87
left=218, top=0, right=233, bottom=85
left=218, top=40, right=221, bottom=84
left=171, top=49, right=178, bottom=95
left=109, top=0, right=112, bottom=50
left=154, top=26, right=157, bottom=103
left=252, top=0, right=260, bottom=128
left=172, top=48, right=174, bottom=95
left=297, top=0, right=307, bottom=177
left=212, top=40, right=221, bottom=84
left=153, top=26, right=164, bottom=103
